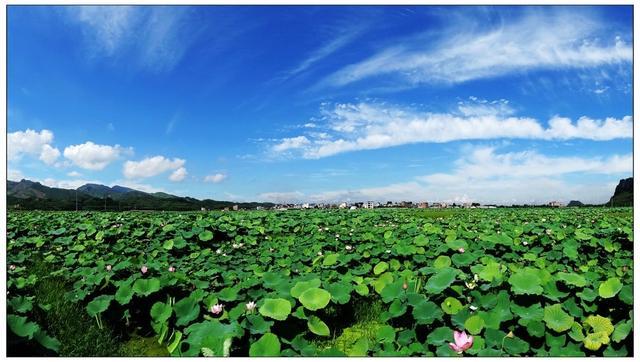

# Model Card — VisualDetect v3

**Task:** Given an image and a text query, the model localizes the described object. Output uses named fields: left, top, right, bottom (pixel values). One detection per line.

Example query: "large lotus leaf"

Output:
left=373, top=272, right=394, bottom=294
left=474, top=260, right=503, bottom=282
left=9, top=296, right=33, bottom=313
left=464, top=315, right=485, bottom=334
left=433, top=255, right=451, bottom=269
left=198, top=230, right=213, bottom=241
left=511, top=303, right=543, bottom=326
left=249, top=333, right=281, bottom=356
left=322, top=254, right=339, bottom=266
left=509, top=269, right=543, bottom=295
left=425, top=267, right=458, bottom=294
left=133, top=278, right=161, bottom=297
left=34, top=330, right=61, bottom=353
left=8, top=314, right=39, bottom=338
left=543, top=304, right=574, bottom=332
left=259, top=298, right=292, bottom=320
left=346, top=337, right=369, bottom=357
left=298, top=288, right=331, bottom=311
left=373, top=261, right=389, bottom=275
left=441, top=297, right=463, bottom=315
left=611, top=319, right=632, bottom=343
left=380, top=280, right=405, bottom=303
left=503, top=335, right=529, bottom=355
left=556, top=272, right=587, bottom=287
left=618, top=285, right=633, bottom=305
left=583, top=332, right=609, bottom=351
left=326, top=282, right=352, bottom=304
left=174, top=297, right=200, bottom=326
left=182, top=320, right=242, bottom=357
left=584, top=315, right=614, bottom=336
left=150, top=301, right=172, bottom=323
left=307, top=315, right=330, bottom=336
left=426, top=326, right=453, bottom=345
left=290, top=279, right=321, bottom=298
left=86, top=295, right=114, bottom=317
left=412, top=300, right=442, bottom=325
left=598, top=278, right=622, bottom=298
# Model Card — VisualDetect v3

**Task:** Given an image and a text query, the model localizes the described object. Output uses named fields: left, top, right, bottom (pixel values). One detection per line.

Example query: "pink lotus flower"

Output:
left=106, top=265, right=112, bottom=271
left=449, top=330, right=473, bottom=354
left=210, top=304, right=224, bottom=315
left=458, top=247, right=465, bottom=253
left=141, top=265, right=148, bottom=274
left=168, top=266, right=176, bottom=272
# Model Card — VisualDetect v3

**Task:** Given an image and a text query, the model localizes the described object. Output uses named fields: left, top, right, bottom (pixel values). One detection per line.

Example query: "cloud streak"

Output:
left=321, top=9, right=632, bottom=88
left=270, top=100, right=632, bottom=159
left=259, top=146, right=631, bottom=204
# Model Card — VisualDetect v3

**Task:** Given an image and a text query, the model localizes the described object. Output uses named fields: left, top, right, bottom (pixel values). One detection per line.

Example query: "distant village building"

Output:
left=339, top=202, right=348, bottom=209
left=232, top=205, right=239, bottom=211
left=418, top=202, right=429, bottom=209
left=548, top=201, right=563, bottom=208
left=350, top=205, right=358, bottom=210
left=200, top=207, right=207, bottom=211
left=364, top=201, right=375, bottom=209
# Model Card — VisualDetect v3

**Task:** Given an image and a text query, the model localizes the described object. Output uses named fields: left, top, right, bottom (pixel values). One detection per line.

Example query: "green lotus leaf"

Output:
left=150, top=301, right=172, bottom=323
left=441, top=297, right=463, bottom=315
left=325, top=282, right=352, bottom=304
left=543, top=304, right=574, bottom=332
left=511, top=303, right=543, bottom=326
left=115, top=283, right=134, bottom=305
left=376, top=325, right=396, bottom=343
left=583, top=332, right=609, bottom=351
left=618, top=285, right=633, bottom=304
left=8, top=314, right=39, bottom=338
left=290, top=278, right=321, bottom=298
left=611, top=319, right=632, bottom=343
left=322, top=253, right=339, bottom=266
left=412, top=300, right=442, bottom=325
left=307, top=315, right=330, bottom=336
left=34, top=330, right=61, bottom=352
left=424, top=267, right=457, bottom=294
left=598, top=278, right=622, bottom=298
left=584, top=315, right=614, bottom=336
left=433, top=255, right=451, bottom=269
left=373, top=272, right=394, bottom=294
left=556, top=272, right=587, bottom=287
left=426, top=326, right=453, bottom=345
left=347, top=337, right=369, bottom=357
left=9, top=296, right=33, bottom=313
left=509, top=269, right=543, bottom=295
left=86, top=295, right=114, bottom=317
left=298, top=288, right=331, bottom=311
left=259, top=298, right=292, bottom=320
left=174, top=297, right=200, bottom=326
left=373, top=261, right=389, bottom=275
left=198, top=230, right=213, bottom=241
left=249, top=333, right=281, bottom=357
left=464, top=315, right=485, bottom=334
left=132, top=278, right=161, bottom=297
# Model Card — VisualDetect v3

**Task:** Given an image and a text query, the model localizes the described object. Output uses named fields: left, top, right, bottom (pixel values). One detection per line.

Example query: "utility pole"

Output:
left=75, top=190, right=78, bottom=211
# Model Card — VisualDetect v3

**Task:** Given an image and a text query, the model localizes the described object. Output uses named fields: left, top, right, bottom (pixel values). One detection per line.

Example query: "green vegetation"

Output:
left=7, top=208, right=633, bottom=356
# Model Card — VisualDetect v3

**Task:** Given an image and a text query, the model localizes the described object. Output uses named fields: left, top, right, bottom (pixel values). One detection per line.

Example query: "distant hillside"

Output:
left=7, top=179, right=274, bottom=211
left=608, top=177, right=633, bottom=207
left=567, top=200, right=584, bottom=207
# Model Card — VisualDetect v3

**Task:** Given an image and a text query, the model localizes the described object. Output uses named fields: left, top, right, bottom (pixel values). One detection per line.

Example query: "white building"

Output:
left=364, top=201, right=375, bottom=209
left=339, top=202, right=348, bottom=209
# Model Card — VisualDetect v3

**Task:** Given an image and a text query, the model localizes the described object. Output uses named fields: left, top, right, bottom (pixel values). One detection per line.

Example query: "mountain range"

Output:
left=7, top=179, right=274, bottom=211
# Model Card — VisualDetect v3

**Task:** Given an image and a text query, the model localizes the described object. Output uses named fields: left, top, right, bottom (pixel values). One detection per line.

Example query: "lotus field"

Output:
left=6, top=208, right=633, bottom=357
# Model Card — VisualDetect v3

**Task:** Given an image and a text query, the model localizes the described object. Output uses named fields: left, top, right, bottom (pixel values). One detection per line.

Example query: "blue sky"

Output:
left=7, top=5, right=633, bottom=204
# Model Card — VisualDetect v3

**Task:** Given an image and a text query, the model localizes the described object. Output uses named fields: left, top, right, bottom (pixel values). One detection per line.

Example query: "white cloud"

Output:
left=322, top=10, right=631, bottom=88
left=204, top=173, right=227, bottom=183
left=67, top=6, right=195, bottom=72
left=272, top=136, right=311, bottom=153
left=258, top=191, right=305, bottom=203
left=263, top=147, right=631, bottom=205
left=271, top=101, right=632, bottom=159
left=39, top=144, right=61, bottom=165
left=169, top=167, right=188, bottom=182
left=63, top=141, right=125, bottom=170
left=8, top=129, right=56, bottom=161
left=123, top=156, right=185, bottom=179
left=8, top=169, right=24, bottom=181
left=67, top=171, right=83, bottom=177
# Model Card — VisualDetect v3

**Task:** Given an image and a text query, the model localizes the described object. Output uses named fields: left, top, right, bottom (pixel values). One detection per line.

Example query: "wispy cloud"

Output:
left=269, top=99, right=632, bottom=159
left=66, top=6, right=196, bottom=72
left=259, top=146, right=631, bottom=204
left=320, top=9, right=631, bottom=88
left=282, top=25, right=365, bottom=80
left=123, top=155, right=186, bottom=179
left=204, top=173, right=227, bottom=183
